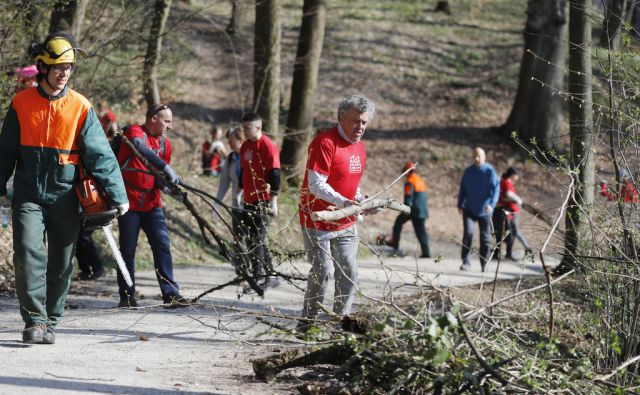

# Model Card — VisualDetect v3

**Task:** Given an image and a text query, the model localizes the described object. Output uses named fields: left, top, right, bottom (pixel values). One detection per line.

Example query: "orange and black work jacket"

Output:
left=404, top=172, right=429, bottom=219
left=117, top=124, right=172, bottom=212
left=0, top=86, right=127, bottom=206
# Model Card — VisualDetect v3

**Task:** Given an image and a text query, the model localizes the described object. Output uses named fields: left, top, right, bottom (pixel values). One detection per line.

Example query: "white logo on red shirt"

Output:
left=349, top=155, right=362, bottom=173
left=243, top=149, right=253, bottom=162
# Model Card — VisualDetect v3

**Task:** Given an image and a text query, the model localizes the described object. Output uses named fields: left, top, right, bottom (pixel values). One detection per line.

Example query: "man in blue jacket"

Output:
left=457, top=147, right=499, bottom=272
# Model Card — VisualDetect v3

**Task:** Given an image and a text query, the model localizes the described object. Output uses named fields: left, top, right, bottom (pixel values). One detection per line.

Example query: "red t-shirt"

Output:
left=498, top=178, right=519, bottom=214
left=240, top=134, right=280, bottom=204
left=299, top=127, right=366, bottom=231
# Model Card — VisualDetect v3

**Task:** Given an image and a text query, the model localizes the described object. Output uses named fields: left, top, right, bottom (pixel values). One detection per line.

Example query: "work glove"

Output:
left=163, top=164, right=181, bottom=185
left=269, top=195, right=278, bottom=217
left=0, top=194, right=10, bottom=207
left=115, top=202, right=129, bottom=217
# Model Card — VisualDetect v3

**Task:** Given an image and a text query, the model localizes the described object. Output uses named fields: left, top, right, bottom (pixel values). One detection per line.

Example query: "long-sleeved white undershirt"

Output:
left=307, top=124, right=364, bottom=208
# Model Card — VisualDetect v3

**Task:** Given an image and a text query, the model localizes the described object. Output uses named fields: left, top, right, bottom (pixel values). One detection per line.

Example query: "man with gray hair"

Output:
left=297, top=94, right=375, bottom=334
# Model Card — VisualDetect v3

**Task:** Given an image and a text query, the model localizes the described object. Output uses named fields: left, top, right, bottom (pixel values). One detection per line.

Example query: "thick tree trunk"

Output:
left=143, top=0, right=172, bottom=108
left=280, top=0, right=326, bottom=184
left=253, top=0, right=281, bottom=137
left=558, top=0, right=594, bottom=273
left=600, top=0, right=636, bottom=50
left=49, top=0, right=78, bottom=33
left=502, top=0, right=567, bottom=151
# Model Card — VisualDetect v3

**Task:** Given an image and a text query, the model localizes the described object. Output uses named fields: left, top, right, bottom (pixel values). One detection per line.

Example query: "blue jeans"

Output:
left=117, top=208, right=180, bottom=303
left=461, top=210, right=493, bottom=267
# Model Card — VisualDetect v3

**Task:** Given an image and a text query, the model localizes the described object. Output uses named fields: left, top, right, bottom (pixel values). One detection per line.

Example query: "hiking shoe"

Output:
left=260, top=275, right=281, bottom=290
left=41, top=327, right=55, bottom=345
left=118, top=298, right=139, bottom=308
left=459, top=263, right=471, bottom=271
left=163, top=295, right=190, bottom=309
left=22, top=323, right=46, bottom=344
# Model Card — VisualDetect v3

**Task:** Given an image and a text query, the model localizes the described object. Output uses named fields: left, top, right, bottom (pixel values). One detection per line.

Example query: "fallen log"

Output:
left=252, top=344, right=355, bottom=382
left=311, top=198, right=409, bottom=222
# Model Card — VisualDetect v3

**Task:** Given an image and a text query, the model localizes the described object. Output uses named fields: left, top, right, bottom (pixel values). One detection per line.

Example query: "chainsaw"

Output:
left=75, top=166, right=133, bottom=287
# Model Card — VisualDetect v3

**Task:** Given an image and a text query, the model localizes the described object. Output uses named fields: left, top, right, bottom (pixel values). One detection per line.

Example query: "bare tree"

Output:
left=600, top=0, right=637, bottom=50
left=143, top=0, right=172, bottom=108
left=280, top=0, right=326, bottom=183
left=49, top=0, right=78, bottom=33
left=555, top=0, right=595, bottom=274
left=502, top=0, right=568, bottom=151
left=253, top=0, right=281, bottom=137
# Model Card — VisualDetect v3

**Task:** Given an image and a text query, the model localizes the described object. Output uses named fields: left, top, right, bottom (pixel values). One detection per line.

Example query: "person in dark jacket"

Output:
left=390, top=162, right=431, bottom=258
left=0, top=31, right=128, bottom=344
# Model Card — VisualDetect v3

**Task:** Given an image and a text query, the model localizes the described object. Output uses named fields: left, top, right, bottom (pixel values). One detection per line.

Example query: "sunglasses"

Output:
left=149, top=104, right=169, bottom=117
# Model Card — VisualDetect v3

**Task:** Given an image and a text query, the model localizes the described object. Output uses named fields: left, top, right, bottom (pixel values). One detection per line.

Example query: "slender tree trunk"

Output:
left=502, top=0, right=567, bottom=151
left=600, top=0, right=637, bottom=50
left=558, top=0, right=594, bottom=273
left=227, top=0, right=241, bottom=35
left=280, top=0, right=326, bottom=184
left=143, top=0, right=172, bottom=108
left=72, top=0, right=89, bottom=40
left=49, top=0, right=78, bottom=33
left=253, top=0, right=281, bottom=137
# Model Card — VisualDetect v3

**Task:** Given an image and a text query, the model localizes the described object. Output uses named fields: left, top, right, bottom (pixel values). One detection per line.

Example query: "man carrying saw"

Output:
left=0, top=31, right=128, bottom=344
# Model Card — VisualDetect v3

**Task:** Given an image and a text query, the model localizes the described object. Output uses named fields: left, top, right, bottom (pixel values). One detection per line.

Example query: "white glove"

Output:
left=0, top=195, right=10, bottom=208
left=115, top=202, right=129, bottom=216
left=269, top=196, right=278, bottom=217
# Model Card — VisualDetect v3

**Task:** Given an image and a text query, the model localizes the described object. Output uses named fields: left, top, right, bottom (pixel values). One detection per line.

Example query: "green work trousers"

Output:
left=12, top=191, right=81, bottom=327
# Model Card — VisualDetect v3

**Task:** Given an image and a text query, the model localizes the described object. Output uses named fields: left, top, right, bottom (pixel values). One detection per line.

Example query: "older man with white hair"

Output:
left=297, top=95, right=375, bottom=331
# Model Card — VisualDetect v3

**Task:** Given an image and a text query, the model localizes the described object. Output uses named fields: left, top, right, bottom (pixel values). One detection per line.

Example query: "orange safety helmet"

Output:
left=402, top=161, right=415, bottom=173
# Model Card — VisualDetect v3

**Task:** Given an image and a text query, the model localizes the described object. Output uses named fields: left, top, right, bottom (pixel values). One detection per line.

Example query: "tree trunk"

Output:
left=226, top=0, right=241, bottom=35
left=280, top=0, right=326, bottom=184
left=72, top=0, right=89, bottom=40
left=143, top=0, right=172, bottom=108
left=253, top=0, right=281, bottom=137
left=502, top=0, right=567, bottom=151
left=558, top=0, right=594, bottom=273
left=49, top=0, right=78, bottom=33
left=600, top=0, right=636, bottom=50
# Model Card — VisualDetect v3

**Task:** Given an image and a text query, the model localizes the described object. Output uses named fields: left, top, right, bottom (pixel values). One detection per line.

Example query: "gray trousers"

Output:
left=301, top=226, right=358, bottom=318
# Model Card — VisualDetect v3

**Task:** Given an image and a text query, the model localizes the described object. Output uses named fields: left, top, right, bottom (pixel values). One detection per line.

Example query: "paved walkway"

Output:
left=0, top=252, right=556, bottom=394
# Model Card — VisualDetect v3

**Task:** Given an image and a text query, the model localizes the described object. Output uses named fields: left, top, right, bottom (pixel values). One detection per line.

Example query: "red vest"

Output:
left=117, top=125, right=171, bottom=211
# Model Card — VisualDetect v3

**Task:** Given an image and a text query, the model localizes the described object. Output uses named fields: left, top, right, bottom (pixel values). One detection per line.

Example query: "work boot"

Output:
left=22, top=323, right=46, bottom=344
left=41, top=327, right=55, bottom=345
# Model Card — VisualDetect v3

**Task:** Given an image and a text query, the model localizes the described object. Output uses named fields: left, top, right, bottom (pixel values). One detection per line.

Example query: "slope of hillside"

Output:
left=0, top=0, right=565, bottom=282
